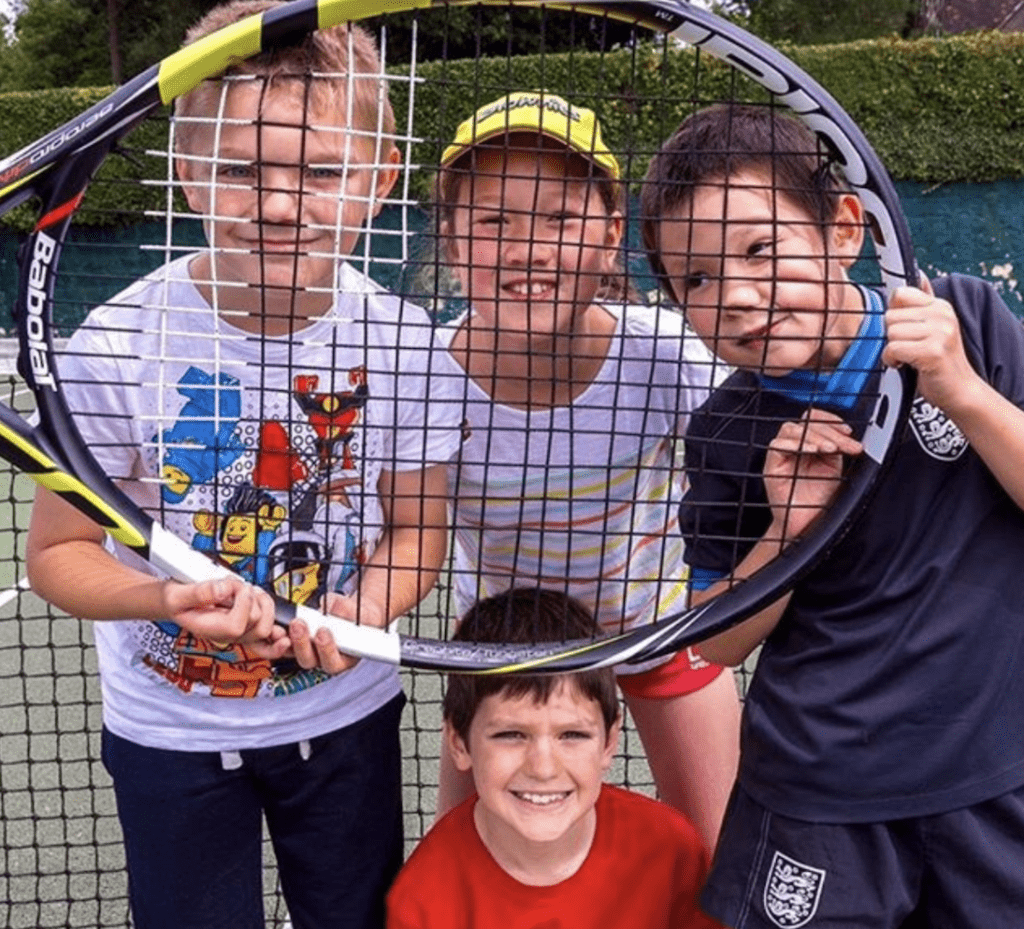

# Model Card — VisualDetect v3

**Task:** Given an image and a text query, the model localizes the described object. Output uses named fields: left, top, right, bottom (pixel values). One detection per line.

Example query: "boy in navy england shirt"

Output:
left=641, top=104, right=1024, bottom=928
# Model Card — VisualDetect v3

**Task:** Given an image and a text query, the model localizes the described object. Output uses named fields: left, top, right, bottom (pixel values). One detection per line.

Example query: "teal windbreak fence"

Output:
left=0, top=220, right=208, bottom=337
left=897, top=179, right=1024, bottom=314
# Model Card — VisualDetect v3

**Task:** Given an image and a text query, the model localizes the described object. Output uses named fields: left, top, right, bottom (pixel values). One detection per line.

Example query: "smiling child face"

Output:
left=447, top=677, right=619, bottom=864
left=446, top=137, right=622, bottom=348
left=177, top=80, right=399, bottom=329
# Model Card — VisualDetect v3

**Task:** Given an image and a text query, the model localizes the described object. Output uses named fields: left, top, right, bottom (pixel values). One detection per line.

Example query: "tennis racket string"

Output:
left=13, top=0, right=914, bottom=669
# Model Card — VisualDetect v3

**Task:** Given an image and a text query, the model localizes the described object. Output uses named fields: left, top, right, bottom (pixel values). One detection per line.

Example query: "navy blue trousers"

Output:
left=102, top=693, right=405, bottom=929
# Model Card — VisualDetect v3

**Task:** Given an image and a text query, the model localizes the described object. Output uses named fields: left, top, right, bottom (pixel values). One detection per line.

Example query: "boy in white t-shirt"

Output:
left=25, top=3, right=461, bottom=928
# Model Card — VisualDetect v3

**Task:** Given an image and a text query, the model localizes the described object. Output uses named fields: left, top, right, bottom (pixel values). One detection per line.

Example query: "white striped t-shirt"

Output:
left=441, top=303, right=718, bottom=638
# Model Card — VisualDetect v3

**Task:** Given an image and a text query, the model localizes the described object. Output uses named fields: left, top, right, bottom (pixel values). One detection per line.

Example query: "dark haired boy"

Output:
left=642, top=103, right=1024, bottom=928
left=386, top=587, right=722, bottom=929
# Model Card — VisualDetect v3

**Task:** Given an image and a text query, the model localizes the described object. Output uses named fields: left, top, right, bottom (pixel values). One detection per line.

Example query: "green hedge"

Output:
left=789, top=31, right=1024, bottom=184
left=3, top=30, right=1024, bottom=230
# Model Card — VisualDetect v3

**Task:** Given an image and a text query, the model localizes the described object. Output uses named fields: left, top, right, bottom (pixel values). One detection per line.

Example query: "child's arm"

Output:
left=290, top=463, right=450, bottom=673
left=693, top=411, right=863, bottom=666
left=26, top=486, right=284, bottom=654
left=885, top=282, right=1024, bottom=510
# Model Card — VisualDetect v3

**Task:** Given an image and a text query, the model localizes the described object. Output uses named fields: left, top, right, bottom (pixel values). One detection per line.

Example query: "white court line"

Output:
left=0, top=336, right=18, bottom=378
left=0, top=575, right=31, bottom=609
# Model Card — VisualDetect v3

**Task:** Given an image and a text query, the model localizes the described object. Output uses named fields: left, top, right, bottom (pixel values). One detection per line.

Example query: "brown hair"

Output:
left=442, top=587, right=621, bottom=745
left=174, top=0, right=395, bottom=156
left=641, top=104, right=848, bottom=303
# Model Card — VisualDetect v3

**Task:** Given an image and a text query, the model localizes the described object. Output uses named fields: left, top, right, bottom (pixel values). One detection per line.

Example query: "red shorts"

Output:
left=617, top=647, right=726, bottom=700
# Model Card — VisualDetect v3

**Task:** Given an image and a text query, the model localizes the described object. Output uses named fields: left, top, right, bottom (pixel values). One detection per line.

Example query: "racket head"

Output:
left=0, top=0, right=917, bottom=673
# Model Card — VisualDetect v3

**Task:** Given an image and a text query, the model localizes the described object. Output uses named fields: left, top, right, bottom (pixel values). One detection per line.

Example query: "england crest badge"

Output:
left=762, top=851, right=826, bottom=928
left=909, top=396, right=968, bottom=461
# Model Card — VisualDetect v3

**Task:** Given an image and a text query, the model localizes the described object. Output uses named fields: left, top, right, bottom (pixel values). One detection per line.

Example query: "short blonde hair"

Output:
left=174, top=0, right=396, bottom=156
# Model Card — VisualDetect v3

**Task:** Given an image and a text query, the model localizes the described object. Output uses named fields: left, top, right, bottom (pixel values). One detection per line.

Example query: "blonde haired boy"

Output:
left=26, top=3, right=463, bottom=927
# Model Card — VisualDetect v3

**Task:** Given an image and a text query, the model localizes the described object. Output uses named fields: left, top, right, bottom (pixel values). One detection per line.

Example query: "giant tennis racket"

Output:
left=0, top=0, right=915, bottom=672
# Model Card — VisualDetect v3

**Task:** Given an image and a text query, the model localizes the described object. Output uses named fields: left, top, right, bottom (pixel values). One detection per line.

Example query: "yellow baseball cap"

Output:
left=440, top=91, right=621, bottom=180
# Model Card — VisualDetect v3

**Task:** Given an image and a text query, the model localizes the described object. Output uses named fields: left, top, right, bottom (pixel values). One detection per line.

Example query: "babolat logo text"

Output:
left=480, top=94, right=579, bottom=124
left=26, top=232, right=57, bottom=388
left=28, top=102, right=114, bottom=167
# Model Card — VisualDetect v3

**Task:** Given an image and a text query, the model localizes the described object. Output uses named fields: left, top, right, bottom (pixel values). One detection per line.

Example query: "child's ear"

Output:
left=601, top=714, right=622, bottom=772
left=440, top=219, right=470, bottom=287
left=606, top=210, right=624, bottom=246
left=438, top=220, right=457, bottom=262
left=444, top=721, right=474, bottom=773
left=601, top=211, right=625, bottom=276
left=831, top=193, right=866, bottom=266
left=370, top=146, right=402, bottom=218
left=605, top=210, right=624, bottom=248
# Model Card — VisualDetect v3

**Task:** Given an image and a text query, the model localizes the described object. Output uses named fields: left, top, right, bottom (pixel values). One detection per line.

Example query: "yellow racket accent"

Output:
left=157, top=0, right=434, bottom=104
left=318, top=0, right=432, bottom=28
left=0, top=421, right=148, bottom=552
left=158, top=16, right=267, bottom=103
left=0, top=165, right=49, bottom=207
left=474, top=633, right=629, bottom=675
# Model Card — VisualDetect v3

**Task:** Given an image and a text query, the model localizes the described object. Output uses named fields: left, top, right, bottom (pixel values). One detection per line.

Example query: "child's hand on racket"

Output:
left=764, top=410, right=864, bottom=544
left=289, top=593, right=387, bottom=674
left=163, top=577, right=287, bottom=658
left=885, top=276, right=977, bottom=414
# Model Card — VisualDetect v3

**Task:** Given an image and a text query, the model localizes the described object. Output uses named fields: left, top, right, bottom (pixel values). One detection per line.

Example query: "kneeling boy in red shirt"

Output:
left=387, top=587, right=722, bottom=929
